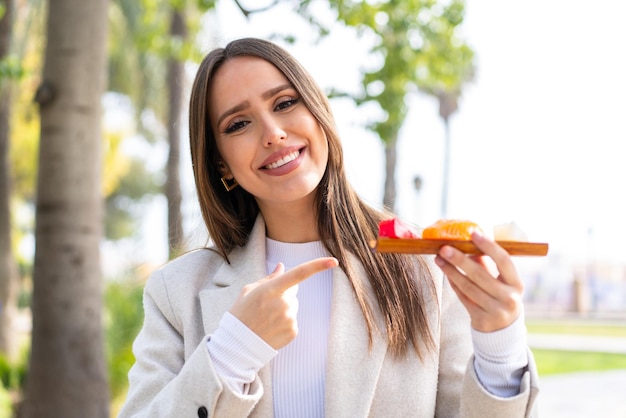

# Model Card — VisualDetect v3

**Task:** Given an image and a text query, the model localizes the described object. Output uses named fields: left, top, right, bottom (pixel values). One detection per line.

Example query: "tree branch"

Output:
left=232, top=0, right=282, bottom=18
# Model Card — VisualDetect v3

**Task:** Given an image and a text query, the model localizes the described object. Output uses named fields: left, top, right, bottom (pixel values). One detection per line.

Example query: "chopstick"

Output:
left=370, top=238, right=549, bottom=256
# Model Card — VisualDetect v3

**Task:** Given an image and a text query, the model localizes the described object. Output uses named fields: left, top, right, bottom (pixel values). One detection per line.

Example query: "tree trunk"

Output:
left=0, top=0, right=19, bottom=360
left=165, top=8, right=186, bottom=259
left=22, top=0, right=109, bottom=416
left=441, top=116, right=450, bottom=218
left=437, top=91, right=458, bottom=218
left=382, top=135, right=398, bottom=212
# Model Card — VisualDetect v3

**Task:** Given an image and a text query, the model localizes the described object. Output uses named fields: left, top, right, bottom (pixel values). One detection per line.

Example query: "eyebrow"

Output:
left=262, top=83, right=292, bottom=100
left=216, top=83, right=294, bottom=129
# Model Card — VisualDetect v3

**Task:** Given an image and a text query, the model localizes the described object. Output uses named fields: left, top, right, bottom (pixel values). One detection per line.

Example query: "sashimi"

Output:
left=378, top=218, right=420, bottom=239
left=421, top=219, right=483, bottom=241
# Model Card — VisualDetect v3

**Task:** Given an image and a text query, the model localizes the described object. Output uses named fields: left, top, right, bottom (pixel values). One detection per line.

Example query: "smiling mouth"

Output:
left=264, top=149, right=301, bottom=170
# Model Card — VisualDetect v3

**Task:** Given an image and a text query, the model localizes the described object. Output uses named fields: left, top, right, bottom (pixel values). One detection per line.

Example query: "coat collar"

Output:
left=200, top=215, right=389, bottom=416
left=210, top=215, right=268, bottom=288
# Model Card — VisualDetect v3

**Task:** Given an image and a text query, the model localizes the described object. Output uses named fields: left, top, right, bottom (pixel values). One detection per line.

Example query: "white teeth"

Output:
left=265, top=151, right=299, bottom=169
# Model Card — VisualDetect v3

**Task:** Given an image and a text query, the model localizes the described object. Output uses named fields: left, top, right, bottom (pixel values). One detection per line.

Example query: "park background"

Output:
left=123, top=0, right=626, bottom=313
left=1, top=0, right=625, bottom=417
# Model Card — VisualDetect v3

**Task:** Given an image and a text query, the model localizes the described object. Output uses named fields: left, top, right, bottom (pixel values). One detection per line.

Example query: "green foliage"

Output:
left=105, top=157, right=161, bottom=241
left=7, top=4, right=43, bottom=278
left=104, top=277, right=145, bottom=401
left=101, top=115, right=162, bottom=242
left=108, top=0, right=168, bottom=127
left=196, top=0, right=216, bottom=9
left=109, top=0, right=210, bottom=128
left=9, top=39, right=41, bottom=204
left=0, top=344, right=30, bottom=416
left=413, top=1, right=475, bottom=95
left=0, top=383, right=11, bottom=418
left=319, top=0, right=475, bottom=144
left=0, top=56, right=25, bottom=81
left=0, top=346, right=28, bottom=393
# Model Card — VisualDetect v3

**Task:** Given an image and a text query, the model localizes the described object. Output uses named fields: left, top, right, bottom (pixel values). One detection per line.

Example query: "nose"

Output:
left=260, top=115, right=287, bottom=147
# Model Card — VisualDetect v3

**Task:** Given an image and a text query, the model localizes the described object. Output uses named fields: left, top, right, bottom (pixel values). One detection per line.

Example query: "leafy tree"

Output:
left=108, top=0, right=215, bottom=259
left=106, top=1, right=171, bottom=251
left=298, top=0, right=474, bottom=213
left=21, top=0, right=110, bottom=416
left=413, top=1, right=474, bottom=216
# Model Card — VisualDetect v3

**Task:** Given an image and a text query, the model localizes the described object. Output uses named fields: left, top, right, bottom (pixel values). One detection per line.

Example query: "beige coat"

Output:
left=119, top=217, right=539, bottom=417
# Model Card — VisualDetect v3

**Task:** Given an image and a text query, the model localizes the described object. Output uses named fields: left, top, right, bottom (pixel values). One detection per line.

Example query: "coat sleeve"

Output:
left=434, top=275, right=540, bottom=418
left=118, top=270, right=264, bottom=418
left=461, top=348, right=540, bottom=418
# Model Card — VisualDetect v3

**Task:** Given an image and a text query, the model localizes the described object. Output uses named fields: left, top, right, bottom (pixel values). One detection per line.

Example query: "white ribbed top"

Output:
left=265, top=238, right=332, bottom=418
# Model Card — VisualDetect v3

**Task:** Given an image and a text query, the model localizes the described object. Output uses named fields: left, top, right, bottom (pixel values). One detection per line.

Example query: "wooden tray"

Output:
left=370, top=238, right=549, bottom=256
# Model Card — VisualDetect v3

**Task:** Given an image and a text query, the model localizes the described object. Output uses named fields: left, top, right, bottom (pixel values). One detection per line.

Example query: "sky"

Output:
left=121, top=0, right=626, bottom=273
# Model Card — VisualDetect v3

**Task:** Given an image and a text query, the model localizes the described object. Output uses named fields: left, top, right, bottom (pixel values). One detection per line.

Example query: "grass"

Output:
left=527, top=318, right=626, bottom=375
left=532, top=348, right=626, bottom=375
left=526, top=320, right=626, bottom=337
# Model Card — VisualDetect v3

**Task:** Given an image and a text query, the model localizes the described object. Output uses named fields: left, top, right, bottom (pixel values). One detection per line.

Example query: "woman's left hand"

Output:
left=435, top=231, right=524, bottom=332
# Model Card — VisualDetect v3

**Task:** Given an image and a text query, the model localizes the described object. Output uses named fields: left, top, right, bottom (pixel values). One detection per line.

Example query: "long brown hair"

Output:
left=189, top=37, right=436, bottom=358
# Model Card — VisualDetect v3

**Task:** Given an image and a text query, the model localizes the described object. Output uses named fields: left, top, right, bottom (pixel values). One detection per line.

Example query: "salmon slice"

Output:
left=421, top=219, right=483, bottom=240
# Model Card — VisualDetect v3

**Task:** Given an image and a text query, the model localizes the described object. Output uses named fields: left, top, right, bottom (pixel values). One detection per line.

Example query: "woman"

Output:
left=119, top=37, right=539, bottom=417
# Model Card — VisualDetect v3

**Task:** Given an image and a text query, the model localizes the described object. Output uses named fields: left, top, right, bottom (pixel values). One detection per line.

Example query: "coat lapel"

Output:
left=325, top=255, right=389, bottom=417
left=198, top=217, right=275, bottom=416
left=198, top=216, right=268, bottom=333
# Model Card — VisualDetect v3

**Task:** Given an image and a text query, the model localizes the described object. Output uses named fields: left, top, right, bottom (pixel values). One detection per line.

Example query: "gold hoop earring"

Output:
left=221, top=176, right=239, bottom=192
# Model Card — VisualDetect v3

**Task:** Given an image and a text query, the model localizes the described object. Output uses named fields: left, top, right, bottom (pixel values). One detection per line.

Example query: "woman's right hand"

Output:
left=229, top=257, right=338, bottom=349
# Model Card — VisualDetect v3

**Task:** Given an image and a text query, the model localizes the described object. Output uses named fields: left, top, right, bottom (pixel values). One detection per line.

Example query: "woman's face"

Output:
left=209, top=56, right=329, bottom=211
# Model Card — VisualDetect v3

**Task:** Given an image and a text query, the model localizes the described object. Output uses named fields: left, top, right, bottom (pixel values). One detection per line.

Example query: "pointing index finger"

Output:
left=268, top=257, right=338, bottom=293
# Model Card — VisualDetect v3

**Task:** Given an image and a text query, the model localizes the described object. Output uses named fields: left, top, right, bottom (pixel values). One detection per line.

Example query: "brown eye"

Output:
left=223, top=119, right=248, bottom=134
left=275, top=97, right=300, bottom=111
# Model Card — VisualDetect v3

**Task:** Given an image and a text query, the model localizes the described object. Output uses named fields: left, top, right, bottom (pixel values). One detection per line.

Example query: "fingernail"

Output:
left=435, top=256, right=445, bottom=266
left=472, top=230, right=484, bottom=241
